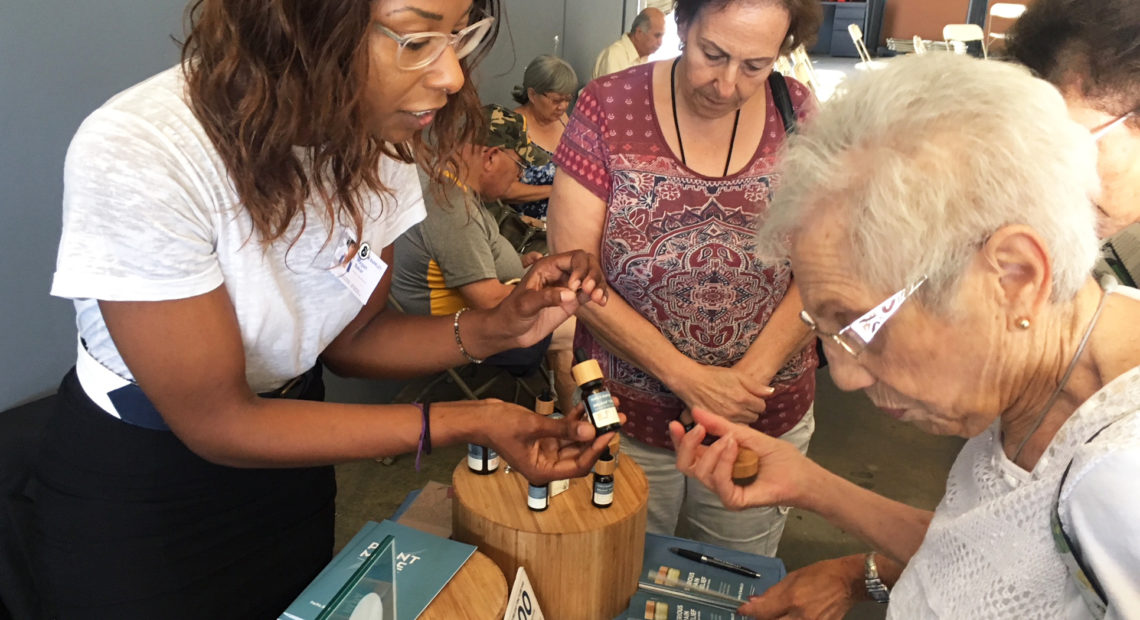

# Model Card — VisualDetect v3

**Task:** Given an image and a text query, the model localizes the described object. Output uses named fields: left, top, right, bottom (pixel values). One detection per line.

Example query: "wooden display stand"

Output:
left=421, top=551, right=507, bottom=619
left=453, top=457, right=649, bottom=619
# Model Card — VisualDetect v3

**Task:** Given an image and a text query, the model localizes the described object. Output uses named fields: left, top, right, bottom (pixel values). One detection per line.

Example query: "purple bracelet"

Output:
left=414, top=401, right=432, bottom=471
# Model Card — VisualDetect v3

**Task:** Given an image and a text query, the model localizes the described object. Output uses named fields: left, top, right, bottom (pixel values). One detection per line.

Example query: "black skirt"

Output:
left=28, top=369, right=336, bottom=619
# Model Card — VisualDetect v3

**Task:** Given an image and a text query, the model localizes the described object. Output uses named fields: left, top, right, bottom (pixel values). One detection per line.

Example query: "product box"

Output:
left=280, top=520, right=476, bottom=620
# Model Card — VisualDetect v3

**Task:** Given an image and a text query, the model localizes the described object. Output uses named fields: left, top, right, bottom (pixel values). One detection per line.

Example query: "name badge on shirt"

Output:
left=331, top=240, right=387, bottom=304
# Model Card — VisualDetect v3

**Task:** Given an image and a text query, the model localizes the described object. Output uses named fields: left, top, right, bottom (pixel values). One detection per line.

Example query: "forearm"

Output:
left=796, top=459, right=933, bottom=563
left=735, top=280, right=814, bottom=381
left=502, top=182, right=552, bottom=204
left=322, top=306, right=516, bottom=379
left=574, top=293, right=698, bottom=388
left=178, top=398, right=492, bottom=469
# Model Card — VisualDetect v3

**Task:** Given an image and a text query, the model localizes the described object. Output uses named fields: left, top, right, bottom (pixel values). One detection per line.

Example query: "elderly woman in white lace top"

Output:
left=670, top=54, right=1140, bottom=619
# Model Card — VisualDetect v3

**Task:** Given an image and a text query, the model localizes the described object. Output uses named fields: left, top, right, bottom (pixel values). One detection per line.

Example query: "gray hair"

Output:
left=757, top=54, right=1100, bottom=312
left=510, top=55, right=579, bottom=105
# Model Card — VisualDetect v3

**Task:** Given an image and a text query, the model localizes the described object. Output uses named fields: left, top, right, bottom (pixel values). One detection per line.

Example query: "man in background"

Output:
left=593, top=7, right=666, bottom=79
left=392, top=105, right=577, bottom=410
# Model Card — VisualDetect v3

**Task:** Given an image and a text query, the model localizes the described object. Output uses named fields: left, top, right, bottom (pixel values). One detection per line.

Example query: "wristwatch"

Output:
left=864, top=552, right=890, bottom=604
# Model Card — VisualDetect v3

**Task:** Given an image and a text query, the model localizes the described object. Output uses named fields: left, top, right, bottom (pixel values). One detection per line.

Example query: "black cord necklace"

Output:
left=670, top=57, right=741, bottom=177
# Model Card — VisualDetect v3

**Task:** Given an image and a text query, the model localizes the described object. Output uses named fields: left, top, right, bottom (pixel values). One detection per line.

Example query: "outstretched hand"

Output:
left=487, top=399, right=623, bottom=484
left=494, top=250, right=608, bottom=348
left=668, top=407, right=814, bottom=511
left=737, top=557, right=863, bottom=619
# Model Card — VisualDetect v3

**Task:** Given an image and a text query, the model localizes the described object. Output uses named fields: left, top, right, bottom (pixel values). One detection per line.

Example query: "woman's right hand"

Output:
left=737, top=557, right=863, bottom=620
left=485, top=249, right=607, bottom=351
left=673, top=364, right=774, bottom=424
left=668, top=407, right=814, bottom=510
left=481, top=399, right=620, bottom=484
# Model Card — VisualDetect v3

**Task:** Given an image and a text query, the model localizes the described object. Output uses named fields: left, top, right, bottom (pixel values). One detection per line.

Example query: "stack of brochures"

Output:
left=279, top=520, right=476, bottom=620
left=623, top=533, right=786, bottom=620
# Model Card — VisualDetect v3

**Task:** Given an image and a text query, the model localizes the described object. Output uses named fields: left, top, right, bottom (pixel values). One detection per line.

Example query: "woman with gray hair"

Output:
left=506, top=54, right=578, bottom=221
left=671, top=54, right=1140, bottom=618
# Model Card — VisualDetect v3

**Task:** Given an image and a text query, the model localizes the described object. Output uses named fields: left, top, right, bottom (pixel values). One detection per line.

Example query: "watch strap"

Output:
left=864, top=552, right=890, bottom=604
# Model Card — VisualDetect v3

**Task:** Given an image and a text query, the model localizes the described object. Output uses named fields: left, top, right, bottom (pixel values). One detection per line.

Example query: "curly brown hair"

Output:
left=1006, top=0, right=1140, bottom=119
left=673, top=0, right=821, bottom=55
left=181, top=0, right=500, bottom=248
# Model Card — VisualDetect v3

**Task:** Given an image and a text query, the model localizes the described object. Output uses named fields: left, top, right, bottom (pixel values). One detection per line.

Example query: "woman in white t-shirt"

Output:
left=34, top=0, right=611, bottom=617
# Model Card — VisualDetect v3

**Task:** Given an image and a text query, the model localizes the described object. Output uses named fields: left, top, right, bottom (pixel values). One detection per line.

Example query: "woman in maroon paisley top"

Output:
left=548, top=0, right=821, bottom=556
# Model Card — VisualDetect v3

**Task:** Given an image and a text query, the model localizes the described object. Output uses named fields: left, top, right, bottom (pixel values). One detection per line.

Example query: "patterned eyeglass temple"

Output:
left=840, top=276, right=928, bottom=353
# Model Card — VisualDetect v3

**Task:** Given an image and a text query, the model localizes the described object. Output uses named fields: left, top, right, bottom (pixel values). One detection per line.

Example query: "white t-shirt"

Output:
left=888, top=365, right=1140, bottom=619
left=51, top=66, right=425, bottom=398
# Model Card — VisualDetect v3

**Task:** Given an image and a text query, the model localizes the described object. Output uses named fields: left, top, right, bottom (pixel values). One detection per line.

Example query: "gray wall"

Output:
left=475, top=0, right=638, bottom=106
left=0, top=1, right=187, bottom=410
left=0, top=0, right=635, bottom=411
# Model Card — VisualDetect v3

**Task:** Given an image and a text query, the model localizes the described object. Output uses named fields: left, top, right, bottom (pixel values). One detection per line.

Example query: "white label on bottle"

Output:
left=467, top=444, right=499, bottom=472
left=527, top=484, right=548, bottom=510
left=585, top=391, right=621, bottom=427
left=594, top=480, right=614, bottom=505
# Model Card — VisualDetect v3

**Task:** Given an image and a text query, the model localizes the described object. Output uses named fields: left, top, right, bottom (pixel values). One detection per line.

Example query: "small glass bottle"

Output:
left=592, top=450, right=616, bottom=508
left=467, top=443, right=499, bottom=475
left=571, top=349, right=622, bottom=434
left=527, top=481, right=549, bottom=511
left=535, top=391, right=570, bottom=497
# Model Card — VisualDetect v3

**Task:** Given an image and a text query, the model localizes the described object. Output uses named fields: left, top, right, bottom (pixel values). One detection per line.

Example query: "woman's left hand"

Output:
left=485, top=399, right=622, bottom=484
left=493, top=250, right=608, bottom=348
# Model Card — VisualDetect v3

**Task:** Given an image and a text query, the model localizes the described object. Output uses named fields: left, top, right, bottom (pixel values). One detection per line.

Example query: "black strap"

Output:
left=768, top=70, right=797, bottom=136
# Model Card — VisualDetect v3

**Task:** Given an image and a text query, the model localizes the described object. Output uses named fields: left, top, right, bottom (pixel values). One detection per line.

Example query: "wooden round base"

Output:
left=421, top=550, right=507, bottom=619
left=452, top=458, right=648, bottom=619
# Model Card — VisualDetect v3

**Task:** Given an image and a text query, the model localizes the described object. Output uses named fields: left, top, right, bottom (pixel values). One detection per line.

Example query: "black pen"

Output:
left=669, top=547, right=762, bottom=579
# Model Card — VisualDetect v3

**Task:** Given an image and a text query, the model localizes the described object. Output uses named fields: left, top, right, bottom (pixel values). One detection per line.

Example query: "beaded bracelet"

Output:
left=414, top=401, right=432, bottom=472
left=453, top=307, right=484, bottom=364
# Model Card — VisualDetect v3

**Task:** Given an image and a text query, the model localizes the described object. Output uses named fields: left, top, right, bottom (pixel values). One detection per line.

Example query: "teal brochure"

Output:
left=280, top=520, right=476, bottom=620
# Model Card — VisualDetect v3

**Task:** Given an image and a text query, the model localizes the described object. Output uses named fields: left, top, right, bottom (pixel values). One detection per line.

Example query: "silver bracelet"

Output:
left=453, top=307, right=484, bottom=364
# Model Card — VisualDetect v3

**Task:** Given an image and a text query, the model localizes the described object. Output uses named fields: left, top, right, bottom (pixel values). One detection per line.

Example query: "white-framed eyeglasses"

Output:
left=799, top=276, right=928, bottom=358
left=1091, top=112, right=1134, bottom=141
left=374, top=16, right=494, bottom=71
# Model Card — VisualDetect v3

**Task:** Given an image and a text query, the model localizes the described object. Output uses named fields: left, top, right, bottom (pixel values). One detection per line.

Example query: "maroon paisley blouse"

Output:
left=555, top=63, right=818, bottom=449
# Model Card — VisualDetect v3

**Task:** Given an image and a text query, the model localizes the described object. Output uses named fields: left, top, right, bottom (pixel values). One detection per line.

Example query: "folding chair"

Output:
left=986, top=3, right=1027, bottom=47
left=849, top=24, right=886, bottom=70
left=943, top=23, right=987, bottom=59
left=912, top=35, right=928, bottom=55
left=385, top=297, right=544, bottom=406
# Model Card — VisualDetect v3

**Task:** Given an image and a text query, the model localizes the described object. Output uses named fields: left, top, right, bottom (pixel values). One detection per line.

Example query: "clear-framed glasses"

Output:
left=1091, top=112, right=1134, bottom=141
left=374, top=16, right=495, bottom=71
left=539, top=91, right=573, bottom=107
left=800, top=276, right=928, bottom=358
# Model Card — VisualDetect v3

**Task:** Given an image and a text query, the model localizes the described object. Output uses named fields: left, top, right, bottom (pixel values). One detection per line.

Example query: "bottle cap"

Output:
left=571, top=358, right=604, bottom=385
left=732, top=448, right=759, bottom=479
left=535, top=391, right=555, bottom=416
left=595, top=452, right=616, bottom=476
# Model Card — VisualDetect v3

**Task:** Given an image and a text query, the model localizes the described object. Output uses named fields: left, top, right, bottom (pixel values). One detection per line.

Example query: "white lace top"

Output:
left=888, top=366, right=1140, bottom=619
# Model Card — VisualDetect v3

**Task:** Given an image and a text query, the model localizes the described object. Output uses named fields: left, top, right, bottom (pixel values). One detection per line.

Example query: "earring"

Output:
left=1015, top=317, right=1031, bottom=330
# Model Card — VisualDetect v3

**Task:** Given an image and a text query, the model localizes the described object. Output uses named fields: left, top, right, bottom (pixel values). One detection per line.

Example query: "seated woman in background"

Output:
left=1006, top=0, right=1140, bottom=240
left=672, top=54, right=1140, bottom=618
left=506, top=54, right=578, bottom=223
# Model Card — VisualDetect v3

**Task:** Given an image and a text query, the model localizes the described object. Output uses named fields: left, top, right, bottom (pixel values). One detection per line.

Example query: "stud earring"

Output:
left=1016, top=318, right=1031, bottom=330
